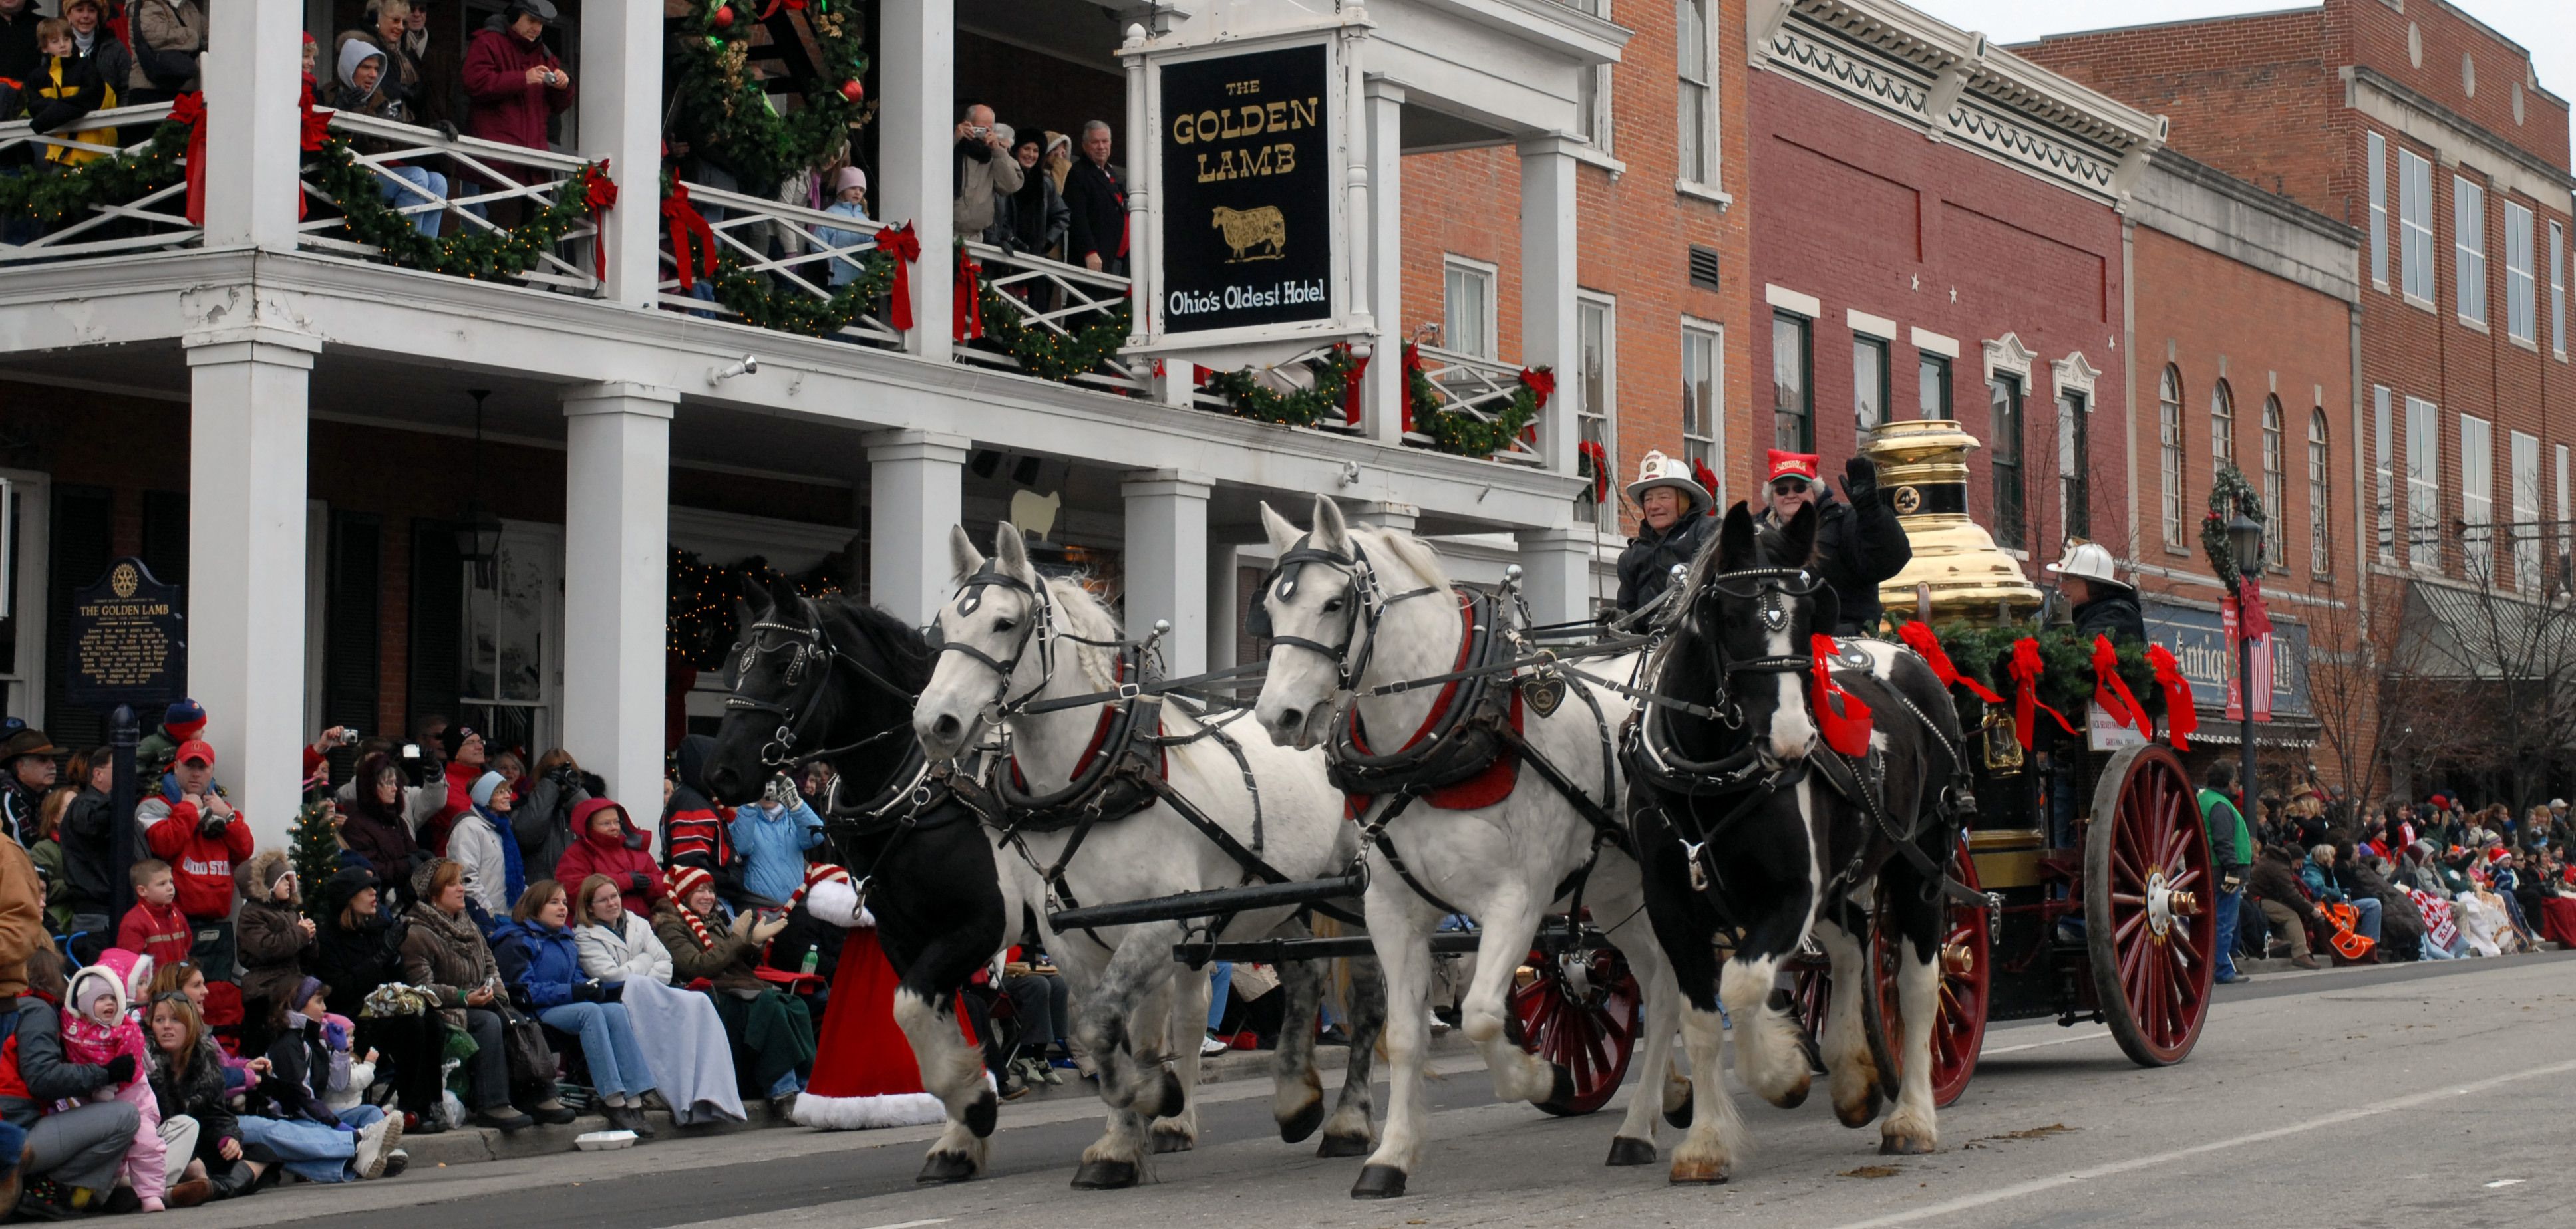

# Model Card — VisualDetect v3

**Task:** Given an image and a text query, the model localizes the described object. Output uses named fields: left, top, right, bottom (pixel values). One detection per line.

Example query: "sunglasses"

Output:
left=1770, top=480, right=1812, bottom=496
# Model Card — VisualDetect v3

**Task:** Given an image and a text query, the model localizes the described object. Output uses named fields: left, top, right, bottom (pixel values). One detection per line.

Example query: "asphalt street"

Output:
left=204, top=950, right=2576, bottom=1229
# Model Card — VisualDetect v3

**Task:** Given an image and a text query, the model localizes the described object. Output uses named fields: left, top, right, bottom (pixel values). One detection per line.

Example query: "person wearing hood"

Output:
left=134, top=740, right=253, bottom=978
left=732, top=767, right=824, bottom=908
left=2, top=948, right=147, bottom=1216
left=59, top=949, right=178, bottom=1210
left=1613, top=450, right=1716, bottom=615
left=557, top=798, right=666, bottom=918
left=234, top=976, right=404, bottom=1183
left=661, top=737, right=743, bottom=905
left=337, top=750, right=448, bottom=898
left=1756, top=450, right=1911, bottom=636
left=449, top=771, right=527, bottom=920
left=2047, top=541, right=2146, bottom=645
left=514, top=748, right=597, bottom=890
left=492, top=880, right=660, bottom=1137
left=397, top=859, right=532, bottom=1132
left=232, top=851, right=317, bottom=1054
left=329, top=36, right=448, bottom=238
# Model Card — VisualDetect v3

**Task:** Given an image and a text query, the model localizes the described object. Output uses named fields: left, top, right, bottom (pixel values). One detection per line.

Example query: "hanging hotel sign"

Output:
left=1128, top=18, right=1370, bottom=364
left=63, top=557, right=186, bottom=709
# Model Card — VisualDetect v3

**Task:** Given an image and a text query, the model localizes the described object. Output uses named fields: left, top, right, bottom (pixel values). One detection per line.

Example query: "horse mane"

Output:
left=1350, top=527, right=1453, bottom=594
left=806, top=592, right=935, bottom=694
left=1042, top=576, right=1126, bottom=693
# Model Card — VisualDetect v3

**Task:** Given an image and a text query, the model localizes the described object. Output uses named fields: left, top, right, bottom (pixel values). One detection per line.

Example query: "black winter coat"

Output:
left=2071, top=591, right=2147, bottom=645
left=1615, top=513, right=1715, bottom=614
left=149, top=1036, right=238, bottom=1155
left=1762, top=488, right=1912, bottom=634
left=1063, top=158, right=1126, bottom=267
left=309, top=874, right=402, bottom=1020
left=59, top=786, right=116, bottom=916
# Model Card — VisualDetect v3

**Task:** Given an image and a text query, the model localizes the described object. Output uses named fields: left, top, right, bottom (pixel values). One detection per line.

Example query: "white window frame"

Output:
left=1680, top=319, right=1725, bottom=484
left=2210, top=378, right=2235, bottom=482
left=2407, top=395, right=2440, bottom=571
left=2309, top=408, right=2333, bottom=577
left=2160, top=366, right=2186, bottom=549
left=2559, top=442, right=2571, bottom=589
left=2512, top=429, right=2541, bottom=592
left=2505, top=200, right=2535, bottom=345
left=2461, top=413, right=2494, bottom=579
left=2400, top=149, right=2434, bottom=307
left=2550, top=219, right=2567, bottom=358
left=2374, top=386, right=2395, bottom=565
left=2367, top=131, right=2389, bottom=290
left=1577, top=293, right=1619, bottom=533
left=2456, top=176, right=2488, bottom=326
left=2261, top=396, right=2287, bottom=571
left=1442, top=255, right=1498, bottom=360
left=1675, top=0, right=1718, bottom=192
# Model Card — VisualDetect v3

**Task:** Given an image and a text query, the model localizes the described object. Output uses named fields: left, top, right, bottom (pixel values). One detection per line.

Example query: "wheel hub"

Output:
left=2145, top=866, right=2175, bottom=941
left=1941, top=942, right=1974, bottom=977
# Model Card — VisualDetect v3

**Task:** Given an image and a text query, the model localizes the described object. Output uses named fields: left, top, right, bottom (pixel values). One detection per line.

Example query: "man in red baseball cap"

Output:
left=1756, top=448, right=1911, bottom=636
left=134, top=739, right=253, bottom=980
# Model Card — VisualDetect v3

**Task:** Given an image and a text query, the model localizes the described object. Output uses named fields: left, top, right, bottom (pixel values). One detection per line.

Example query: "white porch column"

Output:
left=183, top=327, right=320, bottom=846
left=579, top=0, right=663, bottom=306
left=1206, top=543, right=1239, bottom=676
left=561, top=384, right=677, bottom=809
left=201, top=0, right=305, bottom=248
left=1363, top=79, right=1408, bottom=444
left=1122, top=470, right=1214, bottom=679
left=868, top=431, right=971, bottom=624
left=1345, top=501, right=1419, bottom=535
left=1514, top=525, right=1595, bottom=628
left=1518, top=135, right=1583, bottom=471
left=882, top=1, right=954, bottom=361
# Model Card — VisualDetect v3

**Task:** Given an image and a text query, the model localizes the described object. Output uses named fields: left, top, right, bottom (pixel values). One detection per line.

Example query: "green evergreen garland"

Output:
left=1200, top=344, right=1361, bottom=428
left=670, top=0, right=872, bottom=194
left=709, top=247, right=898, bottom=337
left=306, top=138, right=605, bottom=280
left=1895, top=618, right=2162, bottom=719
left=0, top=117, right=190, bottom=225
left=1404, top=348, right=1549, bottom=459
left=977, top=281, right=1135, bottom=383
left=2201, top=463, right=2267, bottom=589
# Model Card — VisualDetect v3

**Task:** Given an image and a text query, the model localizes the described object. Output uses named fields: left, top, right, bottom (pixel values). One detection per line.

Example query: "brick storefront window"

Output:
left=2551, top=221, right=2567, bottom=357
left=2406, top=396, right=2440, bottom=571
left=2366, top=132, right=2388, bottom=289
left=2160, top=366, right=2185, bottom=549
left=2461, top=413, right=2494, bottom=579
left=2309, top=409, right=2332, bottom=577
left=1565, top=0, right=1613, bottom=151
left=2210, top=378, right=2235, bottom=485
left=2505, top=200, right=2535, bottom=344
left=2261, top=396, right=2286, bottom=571
left=2058, top=390, right=2089, bottom=543
left=1443, top=257, right=1496, bottom=358
left=1990, top=373, right=2024, bottom=550
left=1771, top=312, right=1811, bottom=452
left=1677, top=0, right=1715, bottom=186
left=2374, top=386, right=2394, bottom=565
left=2455, top=176, right=2487, bottom=326
left=2558, top=444, right=2572, bottom=591
left=1682, top=321, right=1723, bottom=478
left=2513, top=430, right=2541, bottom=593
left=1853, top=335, right=1888, bottom=434
left=2400, top=150, right=2433, bottom=305
left=1577, top=295, right=1617, bottom=533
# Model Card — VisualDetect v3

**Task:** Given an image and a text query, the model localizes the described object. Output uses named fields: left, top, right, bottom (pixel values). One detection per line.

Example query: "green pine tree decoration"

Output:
left=290, top=797, right=342, bottom=922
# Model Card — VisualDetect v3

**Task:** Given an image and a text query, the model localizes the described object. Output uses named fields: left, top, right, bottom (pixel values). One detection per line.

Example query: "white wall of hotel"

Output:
left=0, top=1, right=1629, bottom=845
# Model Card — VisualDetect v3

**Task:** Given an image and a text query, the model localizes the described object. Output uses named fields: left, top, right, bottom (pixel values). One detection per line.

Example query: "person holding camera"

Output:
left=339, top=750, right=451, bottom=899
left=732, top=769, right=824, bottom=908
left=953, top=103, right=1022, bottom=243
left=516, top=749, right=599, bottom=886
left=134, top=742, right=254, bottom=981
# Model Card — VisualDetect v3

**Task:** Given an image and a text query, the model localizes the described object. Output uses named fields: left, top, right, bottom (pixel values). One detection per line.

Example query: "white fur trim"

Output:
left=790, top=1090, right=951, bottom=1130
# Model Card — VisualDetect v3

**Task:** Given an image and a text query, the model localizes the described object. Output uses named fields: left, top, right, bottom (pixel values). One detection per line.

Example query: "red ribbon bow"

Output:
left=953, top=244, right=984, bottom=341
left=1808, top=636, right=1876, bottom=757
left=1690, top=458, right=1722, bottom=508
left=2147, top=644, right=2196, bottom=750
left=2007, top=636, right=2080, bottom=750
left=1341, top=344, right=1370, bottom=426
left=876, top=221, right=921, bottom=331
left=1518, top=366, right=1556, bottom=408
left=1896, top=621, right=2005, bottom=705
left=1577, top=440, right=1609, bottom=502
left=171, top=91, right=209, bottom=227
left=2090, top=635, right=2150, bottom=736
left=2237, top=577, right=2275, bottom=640
left=575, top=160, right=617, bottom=279
left=661, top=182, right=718, bottom=291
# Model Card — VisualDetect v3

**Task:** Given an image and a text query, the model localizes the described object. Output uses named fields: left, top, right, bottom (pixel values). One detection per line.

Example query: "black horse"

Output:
left=705, top=579, right=1010, bottom=1184
left=1624, top=502, right=1965, bottom=1183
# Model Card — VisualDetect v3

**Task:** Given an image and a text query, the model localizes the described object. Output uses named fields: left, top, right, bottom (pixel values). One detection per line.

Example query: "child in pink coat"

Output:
left=60, top=950, right=168, bottom=1210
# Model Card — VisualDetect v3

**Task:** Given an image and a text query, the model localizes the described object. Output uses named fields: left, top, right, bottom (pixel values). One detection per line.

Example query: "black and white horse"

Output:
left=702, top=580, right=1011, bottom=1184
left=1627, top=503, right=1965, bottom=1182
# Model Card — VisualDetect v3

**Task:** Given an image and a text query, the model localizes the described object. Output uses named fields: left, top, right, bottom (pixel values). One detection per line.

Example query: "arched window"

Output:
left=2309, top=409, right=2333, bottom=575
left=2262, top=396, right=2286, bottom=569
left=2160, top=366, right=2185, bottom=548
left=2211, top=379, right=2235, bottom=483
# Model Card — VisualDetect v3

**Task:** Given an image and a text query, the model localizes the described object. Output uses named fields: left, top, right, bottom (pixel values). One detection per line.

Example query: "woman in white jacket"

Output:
left=572, top=873, right=744, bottom=1123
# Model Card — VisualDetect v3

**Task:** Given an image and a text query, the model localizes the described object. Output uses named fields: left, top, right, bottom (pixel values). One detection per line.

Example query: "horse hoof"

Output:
left=1769, top=1075, right=1811, bottom=1111
left=964, top=1091, right=999, bottom=1139
left=1071, top=1159, right=1140, bottom=1190
left=1277, top=1099, right=1325, bottom=1145
left=1836, top=1085, right=1885, bottom=1129
left=1154, top=1069, right=1187, bottom=1121
left=1349, top=1164, right=1408, bottom=1200
left=1879, top=1132, right=1937, bottom=1156
left=915, top=1151, right=979, bottom=1184
left=1605, top=1136, right=1657, bottom=1167
left=1151, top=1125, right=1194, bottom=1154
left=1316, top=1131, right=1373, bottom=1159
left=1669, top=1159, right=1730, bottom=1185
left=1663, top=1086, right=1694, bottom=1131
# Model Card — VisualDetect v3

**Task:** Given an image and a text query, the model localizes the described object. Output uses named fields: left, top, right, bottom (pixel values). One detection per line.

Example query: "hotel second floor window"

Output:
left=1577, top=295, right=1618, bottom=533
left=2374, top=386, right=2395, bottom=565
left=2400, top=149, right=2434, bottom=304
left=2367, top=131, right=2389, bottom=289
left=1563, top=0, right=1613, bottom=150
left=2058, top=388, right=2089, bottom=543
left=2552, top=220, right=2567, bottom=356
left=2261, top=396, right=2286, bottom=570
left=1918, top=351, right=1951, bottom=420
left=2513, top=429, right=2542, bottom=593
left=2456, top=176, right=2487, bottom=326
left=2160, top=366, right=2186, bottom=549
left=1682, top=322, right=1724, bottom=478
left=1443, top=257, right=1496, bottom=358
left=2210, top=378, right=2235, bottom=483
left=2309, top=408, right=2333, bottom=576
left=1853, top=334, right=1889, bottom=434
left=2407, top=396, right=2440, bottom=569
left=1990, top=372, right=2025, bottom=549
left=2559, top=444, right=2573, bottom=590
left=1771, top=312, right=1811, bottom=451
left=1677, top=0, right=1716, bottom=186
left=2506, top=200, right=2536, bottom=344
left=2460, top=413, right=2494, bottom=578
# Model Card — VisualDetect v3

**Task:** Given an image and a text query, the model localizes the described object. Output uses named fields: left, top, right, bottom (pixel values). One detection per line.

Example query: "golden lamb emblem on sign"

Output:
left=1211, top=205, right=1287, bottom=261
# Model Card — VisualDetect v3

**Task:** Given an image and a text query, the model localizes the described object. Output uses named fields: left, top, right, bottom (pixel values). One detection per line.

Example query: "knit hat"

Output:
left=470, top=770, right=507, bottom=809
left=293, top=975, right=325, bottom=1009
left=665, top=865, right=716, bottom=948
left=439, top=724, right=480, bottom=760
left=786, top=863, right=850, bottom=912
left=834, top=165, right=868, bottom=194
left=163, top=699, right=207, bottom=740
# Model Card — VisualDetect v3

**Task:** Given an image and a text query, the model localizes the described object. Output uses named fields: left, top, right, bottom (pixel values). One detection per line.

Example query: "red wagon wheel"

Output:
left=1514, top=946, right=1642, bottom=1116
left=1871, top=831, right=1990, bottom=1108
left=2084, top=742, right=2217, bottom=1067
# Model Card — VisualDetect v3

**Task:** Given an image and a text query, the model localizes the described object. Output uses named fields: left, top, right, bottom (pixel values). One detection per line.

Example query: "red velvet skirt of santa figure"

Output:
left=792, top=927, right=975, bottom=1129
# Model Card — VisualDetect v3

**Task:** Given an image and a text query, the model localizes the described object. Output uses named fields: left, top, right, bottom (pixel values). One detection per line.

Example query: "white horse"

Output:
left=914, top=523, right=1382, bottom=1188
left=1249, top=496, right=1685, bottom=1200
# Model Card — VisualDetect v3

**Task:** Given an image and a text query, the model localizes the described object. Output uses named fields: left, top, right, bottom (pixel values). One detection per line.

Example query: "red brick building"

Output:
left=1746, top=1, right=2162, bottom=562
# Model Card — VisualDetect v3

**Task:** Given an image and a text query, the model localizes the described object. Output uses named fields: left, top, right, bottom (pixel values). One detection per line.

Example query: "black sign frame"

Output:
left=62, top=556, right=186, bottom=710
left=1155, top=42, right=1339, bottom=337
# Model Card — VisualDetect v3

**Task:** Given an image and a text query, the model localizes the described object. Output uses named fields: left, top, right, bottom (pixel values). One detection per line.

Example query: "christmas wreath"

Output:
left=1403, top=343, right=1553, bottom=459
left=2201, top=463, right=2267, bottom=589
left=0, top=115, right=190, bottom=224
left=671, top=0, right=872, bottom=194
left=1201, top=344, right=1365, bottom=428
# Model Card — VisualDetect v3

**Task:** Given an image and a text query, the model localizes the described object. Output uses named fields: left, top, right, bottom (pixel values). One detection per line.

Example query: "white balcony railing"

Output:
left=1409, top=343, right=1545, bottom=465
left=956, top=239, right=1146, bottom=395
left=655, top=178, right=904, bottom=349
left=0, top=102, right=198, bottom=263
left=298, top=111, right=602, bottom=295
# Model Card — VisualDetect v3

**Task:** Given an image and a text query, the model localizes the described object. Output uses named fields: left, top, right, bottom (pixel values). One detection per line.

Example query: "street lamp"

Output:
left=2225, top=509, right=2264, bottom=818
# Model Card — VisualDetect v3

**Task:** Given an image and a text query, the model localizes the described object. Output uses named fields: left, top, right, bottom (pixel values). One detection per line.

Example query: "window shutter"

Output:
left=44, top=487, right=114, bottom=746
left=408, top=518, right=462, bottom=739
left=140, top=490, right=188, bottom=587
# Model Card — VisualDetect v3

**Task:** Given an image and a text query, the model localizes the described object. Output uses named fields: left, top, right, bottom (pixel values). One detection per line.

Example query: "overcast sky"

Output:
left=1940, top=0, right=2575, bottom=159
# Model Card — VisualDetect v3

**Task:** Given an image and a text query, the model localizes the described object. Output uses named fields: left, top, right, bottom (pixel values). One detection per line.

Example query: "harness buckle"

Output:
left=1682, top=840, right=1709, bottom=892
left=1116, top=682, right=1142, bottom=701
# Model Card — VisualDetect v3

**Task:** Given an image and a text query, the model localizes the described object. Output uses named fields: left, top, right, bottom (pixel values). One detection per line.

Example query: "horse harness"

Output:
left=723, top=605, right=920, bottom=770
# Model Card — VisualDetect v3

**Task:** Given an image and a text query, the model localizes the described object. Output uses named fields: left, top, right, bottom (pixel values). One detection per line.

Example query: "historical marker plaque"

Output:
left=63, top=557, right=186, bottom=709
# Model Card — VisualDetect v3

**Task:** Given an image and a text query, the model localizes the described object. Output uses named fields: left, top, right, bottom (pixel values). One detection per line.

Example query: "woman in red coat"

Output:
left=553, top=799, right=663, bottom=918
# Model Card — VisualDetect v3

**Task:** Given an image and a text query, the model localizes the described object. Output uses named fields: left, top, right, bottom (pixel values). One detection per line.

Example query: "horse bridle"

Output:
left=1250, top=534, right=1441, bottom=690
left=927, top=560, right=1138, bottom=732
left=1694, top=565, right=1829, bottom=685
left=723, top=598, right=914, bottom=769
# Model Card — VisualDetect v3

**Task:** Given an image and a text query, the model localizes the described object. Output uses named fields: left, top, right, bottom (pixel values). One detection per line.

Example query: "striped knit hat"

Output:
left=665, top=865, right=717, bottom=948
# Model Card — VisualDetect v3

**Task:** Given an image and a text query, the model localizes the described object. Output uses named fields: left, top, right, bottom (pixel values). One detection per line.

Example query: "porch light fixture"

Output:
left=457, top=389, right=504, bottom=589
left=709, top=354, right=760, bottom=385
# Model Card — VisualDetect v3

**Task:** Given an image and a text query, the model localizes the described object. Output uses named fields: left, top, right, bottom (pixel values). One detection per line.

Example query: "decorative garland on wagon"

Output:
left=0, top=115, right=191, bottom=223
left=2201, top=463, right=2267, bottom=590
left=307, top=138, right=613, bottom=281
left=673, top=0, right=873, bottom=195
left=1891, top=619, right=2160, bottom=728
left=1200, top=344, right=1363, bottom=428
left=1401, top=344, right=1554, bottom=460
